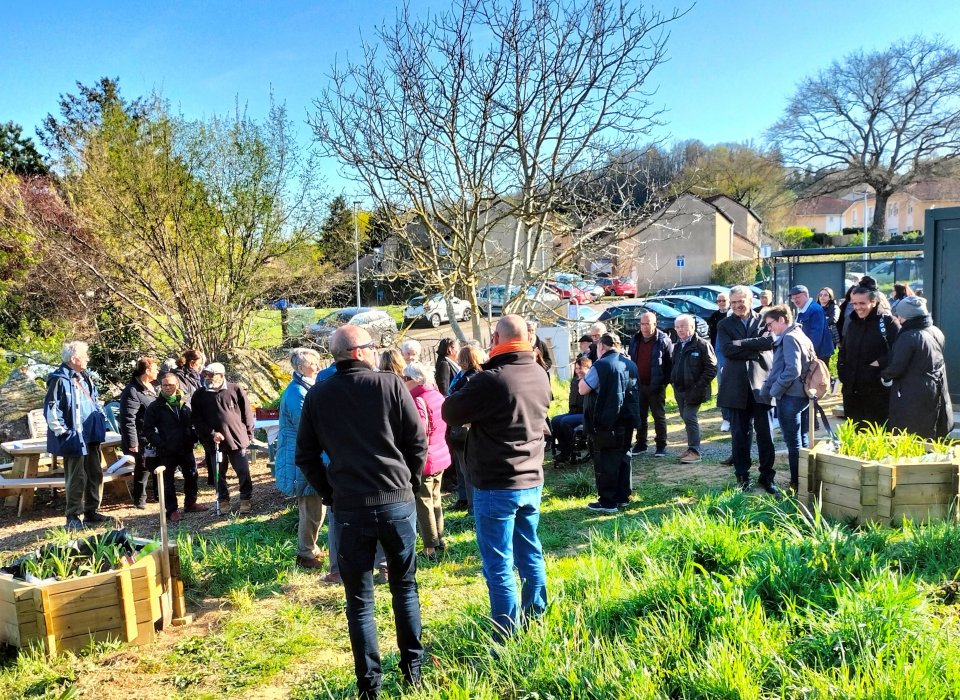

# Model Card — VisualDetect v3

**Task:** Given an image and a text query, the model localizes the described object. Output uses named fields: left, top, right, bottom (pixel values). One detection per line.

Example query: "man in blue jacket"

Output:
left=44, top=341, right=110, bottom=530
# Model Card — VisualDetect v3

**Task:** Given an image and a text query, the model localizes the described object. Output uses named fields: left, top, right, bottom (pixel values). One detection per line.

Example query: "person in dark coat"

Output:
left=527, top=319, right=553, bottom=372
left=627, top=312, right=673, bottom=457
left=434, top=337, right=461, bottom=394
left=718, top=286, right=777, bottom=493
left=172, top=348, right=211, bottom=483
left=551, top=356, right=592, bottom=463
left=191, top=362, right=255, bottom=514
left=670, top=315, right=717, bottom=464
left=837, top=286, right=900, bottom=429
left=119, top=356, right=159, bottom=509
left=817, top=287, right=841, bottom=351
left=143, top=373, right=207, bottom=522
left=881, top=296, right=953, bottom=439
left=446, top=343, right=486, bottom=513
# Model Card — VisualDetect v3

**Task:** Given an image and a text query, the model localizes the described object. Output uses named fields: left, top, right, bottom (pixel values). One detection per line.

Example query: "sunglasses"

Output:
left=349, top=342, right=376, bottom=351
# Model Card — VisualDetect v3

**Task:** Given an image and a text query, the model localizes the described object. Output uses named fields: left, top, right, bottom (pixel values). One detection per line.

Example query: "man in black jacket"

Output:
left=579, top=333, right=641, bottom=513
left=296, top=325, right=427, bottom=700
left=143, top=373, right=207, bottom=523
left=718, top=286, right=777, bottom=493
left=627, top=312, right=673, bottom=457
left=670, top=315, right=717, bottom=464
left=442, top=314, right=552, bottom=644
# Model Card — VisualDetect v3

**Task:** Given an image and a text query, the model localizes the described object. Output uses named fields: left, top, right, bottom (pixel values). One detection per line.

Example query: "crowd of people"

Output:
left=39, top=277, right=952, bottom=698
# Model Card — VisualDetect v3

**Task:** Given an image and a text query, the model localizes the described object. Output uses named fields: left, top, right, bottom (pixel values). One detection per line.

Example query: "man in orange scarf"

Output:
left=442, top=315, right=553, bottom=643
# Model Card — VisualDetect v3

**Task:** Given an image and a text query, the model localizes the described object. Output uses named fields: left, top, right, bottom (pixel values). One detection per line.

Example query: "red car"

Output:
left=598, top=276, right=637, bottom=297
left=545, top=282, right=593, bottom=304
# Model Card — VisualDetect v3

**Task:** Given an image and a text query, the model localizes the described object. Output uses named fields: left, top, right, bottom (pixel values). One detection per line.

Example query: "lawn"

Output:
left=3, top=397, right=960, bottom=698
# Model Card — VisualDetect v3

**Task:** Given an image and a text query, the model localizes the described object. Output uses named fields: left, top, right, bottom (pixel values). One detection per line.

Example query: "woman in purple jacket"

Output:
left=403, top=361, right=451, bottom=560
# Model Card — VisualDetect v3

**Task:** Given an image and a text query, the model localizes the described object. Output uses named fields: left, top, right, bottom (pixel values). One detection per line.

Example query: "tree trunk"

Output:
left=871, top=191, right=889, bottom=241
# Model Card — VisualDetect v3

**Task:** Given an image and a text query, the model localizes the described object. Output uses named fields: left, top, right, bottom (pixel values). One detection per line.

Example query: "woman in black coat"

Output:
left=881, top=297, right=953, bottom=439
left=119, top=357, right=160, bottom=508
left=837, top=287, right=900, bottom=429
left=434, top=337, right=461, bottom=395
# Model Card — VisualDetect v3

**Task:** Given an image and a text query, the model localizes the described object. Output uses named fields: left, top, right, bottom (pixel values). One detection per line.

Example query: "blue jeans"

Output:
left=551, top=413, right=583, bottom=458
left=473, top=486, right=548, bottom=641
left=335, top=500, right=423, bottom=696
left=777, top=394, right=809, bottom=483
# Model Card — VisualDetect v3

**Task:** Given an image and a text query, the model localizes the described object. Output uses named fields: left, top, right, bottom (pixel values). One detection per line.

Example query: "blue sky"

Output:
left=3, top=0, right=960, bottom=195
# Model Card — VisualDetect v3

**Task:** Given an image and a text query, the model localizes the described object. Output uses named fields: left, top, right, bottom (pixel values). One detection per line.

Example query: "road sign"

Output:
left=676, top=256, right=685, bottom=268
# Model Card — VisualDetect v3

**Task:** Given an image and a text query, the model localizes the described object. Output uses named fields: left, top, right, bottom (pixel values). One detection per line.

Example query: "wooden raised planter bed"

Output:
left=0, top=540, right=187, bottom=655
left=799, top=444, right=959, bottom=526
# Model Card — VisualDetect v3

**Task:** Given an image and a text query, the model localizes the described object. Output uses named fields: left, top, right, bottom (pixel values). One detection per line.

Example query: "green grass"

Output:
left=7, top=422, right=960, bottom=698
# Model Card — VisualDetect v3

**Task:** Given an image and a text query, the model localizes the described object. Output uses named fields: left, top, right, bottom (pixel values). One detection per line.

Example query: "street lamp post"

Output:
left=353, top=201, right=361, bottom=308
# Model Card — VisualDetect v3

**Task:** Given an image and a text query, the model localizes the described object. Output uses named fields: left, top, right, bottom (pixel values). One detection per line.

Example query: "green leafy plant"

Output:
left=834, top=420, right=953, bottom=462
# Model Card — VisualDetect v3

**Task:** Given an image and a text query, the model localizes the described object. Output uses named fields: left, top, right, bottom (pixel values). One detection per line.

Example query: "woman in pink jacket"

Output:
left=403, top=362, right=451, bottom=560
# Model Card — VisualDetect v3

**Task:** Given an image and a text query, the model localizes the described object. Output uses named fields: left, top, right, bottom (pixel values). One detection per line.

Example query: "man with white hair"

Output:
left=587, top=321, right=607, bottom=362
left=45, top=341, right=110, bottom=530
left=191, top=362, right=255, bottom=514
left=401, top=339, right=422, bottom=365
left=670, top=314, right=717, bottom=464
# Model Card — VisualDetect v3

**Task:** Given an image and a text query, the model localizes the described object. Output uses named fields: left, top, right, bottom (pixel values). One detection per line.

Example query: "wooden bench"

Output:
left=0, top=466, right=134, bottom=501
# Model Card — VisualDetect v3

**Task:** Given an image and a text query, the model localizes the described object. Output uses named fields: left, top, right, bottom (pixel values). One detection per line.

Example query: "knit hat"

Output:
left=578, top=334, right=593, bottom=344
left=893, top=295, right=928, bottom=321
left=203, top=362, right=226, bottom=375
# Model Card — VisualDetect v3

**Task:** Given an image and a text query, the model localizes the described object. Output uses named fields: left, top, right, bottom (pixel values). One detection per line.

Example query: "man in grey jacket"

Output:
left=759, top=305, right=814, bottom=493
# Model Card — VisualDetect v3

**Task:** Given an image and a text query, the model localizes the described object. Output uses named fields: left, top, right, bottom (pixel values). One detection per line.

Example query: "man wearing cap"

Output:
left=881, top=296, right=953, bottom=439
left=576, top=334, right=593, bottom=359
left=579, top=333, right=641, bottom=512
left=190, top=362, right=256, bottom=514
left=627, top=311, right=672, bottom=458
left=789, top=285, right=834, bottom=363
left=296, top=324, right=427, bottom=699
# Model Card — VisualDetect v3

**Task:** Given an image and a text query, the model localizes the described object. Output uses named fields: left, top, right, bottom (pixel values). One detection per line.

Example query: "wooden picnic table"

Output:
left=0, top=432, right=128, bottom=516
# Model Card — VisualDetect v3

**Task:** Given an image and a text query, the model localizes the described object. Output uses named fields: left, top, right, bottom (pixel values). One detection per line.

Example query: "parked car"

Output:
left=403, top=293, right=472, bottom=328
left=648, top=294, right=719, bottom=321
left=657, top=284, right=761, bottom=309
left=478, top=284, right=561, bottom=315
left=554, top=273, right=604, bottom=299
left=597, top=276, right=637, bottom=297
left=555, top=305, right=602, bottom=337
left=545, top=281, right=593, bottom=305
left=307, top=307, right=398, bottom=348
left=597, top=300, right=709, bottom=343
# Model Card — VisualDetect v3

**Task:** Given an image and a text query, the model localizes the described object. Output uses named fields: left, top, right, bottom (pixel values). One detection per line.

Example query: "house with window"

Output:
left=791, top=196, right=850, bottom=234
left=606, top=193, right=767, bottom=293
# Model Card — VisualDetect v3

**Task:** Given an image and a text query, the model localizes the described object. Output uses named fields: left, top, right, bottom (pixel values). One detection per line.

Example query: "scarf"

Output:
left=488, top=338, right=533, bottom=359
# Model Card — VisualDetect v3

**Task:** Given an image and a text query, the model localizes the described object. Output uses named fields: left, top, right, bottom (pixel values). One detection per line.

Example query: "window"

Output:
left=888, top=227, right=898, bottom=235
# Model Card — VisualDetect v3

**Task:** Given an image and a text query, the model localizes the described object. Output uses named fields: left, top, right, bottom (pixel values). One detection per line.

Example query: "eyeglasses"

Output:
left=160, top=383, right=178, bottom=388
left=349, top=342, right=376, bottom=351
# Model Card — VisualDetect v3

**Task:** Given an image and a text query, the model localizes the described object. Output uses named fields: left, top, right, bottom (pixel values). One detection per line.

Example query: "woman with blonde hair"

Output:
left=378, top=347, right=406, bottom=376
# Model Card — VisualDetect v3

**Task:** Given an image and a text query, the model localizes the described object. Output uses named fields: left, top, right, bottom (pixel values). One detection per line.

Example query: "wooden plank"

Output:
left=891, top=503, right=951, bottom=524
left=822, top=482, right=863, bottom=510
left=820, top=464, right=861, bottom=490
left=47, top=580, right=118, bottom=616
left=50, top=606, right=124, bottom=639
left=821, top=501, right=861, bottom=520
left=818, top=453, right=873, bottom=470
left=131, top=619, right=156, bottom=646
left=887, top=464, right=958, bottom=485
left=41, top=568, right=118, bottom=596
left=890, top=484, right=956, bottom=506
left=861, top=465, right=879, bottom=487
left=0, top=620, right=21, bottom=646
left=116, top=569, right=138, bottom=642
left=55, top=626, right=125, bottom=653
left=877, top=495, right=892, bottom=518
left=37, top=588, right=55, bottom=656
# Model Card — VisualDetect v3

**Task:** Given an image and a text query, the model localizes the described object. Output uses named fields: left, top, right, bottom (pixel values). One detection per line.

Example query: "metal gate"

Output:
left=925, top=207, right=960, bottom=405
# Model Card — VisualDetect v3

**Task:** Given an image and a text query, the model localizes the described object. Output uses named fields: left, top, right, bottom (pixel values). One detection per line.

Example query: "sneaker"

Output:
left=759, top=480, right=780, bottom=496
left=66, top=516, right=85, bottom=531
left=736, top=478, right=751, bottom=493
left=627, top=443, right=647, bottom=457
left=239, top=499, right=252, bottom=514
left=586, top=501, right=619, bottom=514
left=322, top=572, right=342, bottom=584
left=653, top=448, right=667, bottom=458
left=679, top=449, right=702, bottom=464
left=168, top=510, right=182, bottom=524
left=183, top=503, right=209, bottom=513
left=83, top=511, right=113, bottom=525
left=295, top=555, right=324, bottom=570
left=132, top=503, right=147, bottom=510
left=720, top=420, right=730, bottom=432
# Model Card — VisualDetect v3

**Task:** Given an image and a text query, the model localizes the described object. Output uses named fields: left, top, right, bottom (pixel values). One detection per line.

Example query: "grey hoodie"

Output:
left=761, top=324, right=814, bottom=401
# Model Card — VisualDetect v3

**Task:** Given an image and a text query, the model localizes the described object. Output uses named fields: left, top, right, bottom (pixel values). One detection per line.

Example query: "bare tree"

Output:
left=310, top=0, right=685, bottom=339
left=768, top=35, right=960, bottom=237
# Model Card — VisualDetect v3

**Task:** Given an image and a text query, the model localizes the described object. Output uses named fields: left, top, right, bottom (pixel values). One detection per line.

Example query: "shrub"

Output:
left=776, top=226, right=815, bottom=248
left=711, top=260, right=757, bottom=286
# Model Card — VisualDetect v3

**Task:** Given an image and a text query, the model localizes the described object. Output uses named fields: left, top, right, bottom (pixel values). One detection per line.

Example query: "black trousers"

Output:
left=728, top=393, right=775, bottom=484
left=155, top=450, right=200, bottom=516
left=592, top=428, right=633, bottom=508
left=637, top=384, right=668, bottom=450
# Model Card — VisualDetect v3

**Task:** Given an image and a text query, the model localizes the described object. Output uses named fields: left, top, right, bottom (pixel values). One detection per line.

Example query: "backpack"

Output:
left=803, top=346, right=830, bottom=400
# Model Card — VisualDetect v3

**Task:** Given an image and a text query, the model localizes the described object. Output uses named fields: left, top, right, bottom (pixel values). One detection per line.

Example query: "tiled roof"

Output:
left=794, top=196, right=850, bottom=216
left=902, top=178, right=960, bottom=201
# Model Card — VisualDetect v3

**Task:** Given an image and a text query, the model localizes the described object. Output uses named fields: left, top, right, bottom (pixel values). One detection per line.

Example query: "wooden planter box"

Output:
left=799, top=445, right=959, bottom=526
left=0, top=541, right=187, bottom=655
